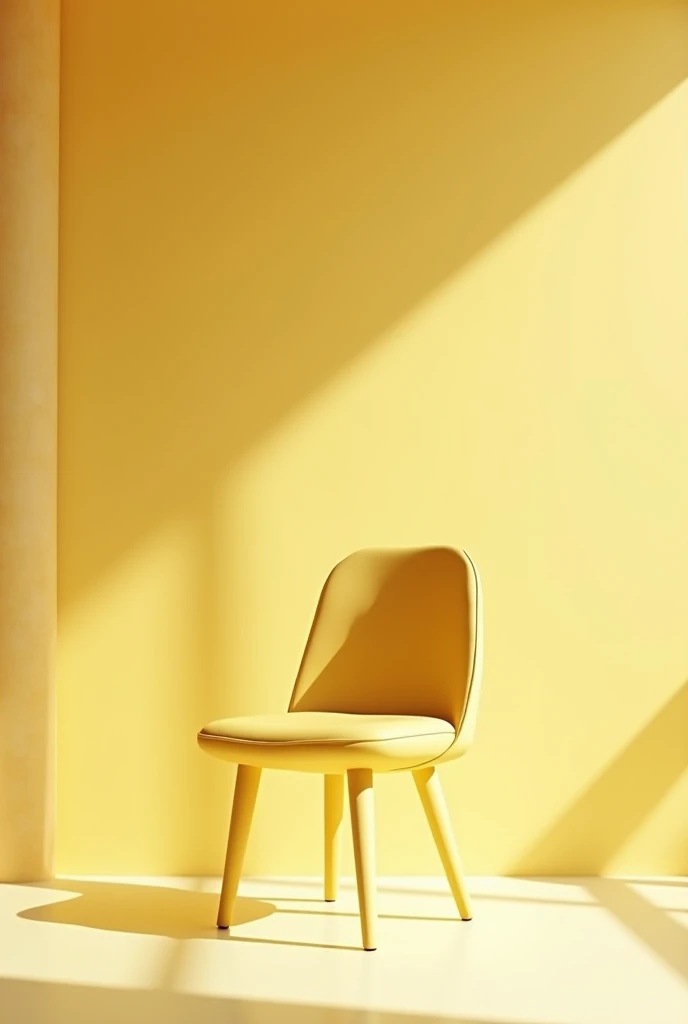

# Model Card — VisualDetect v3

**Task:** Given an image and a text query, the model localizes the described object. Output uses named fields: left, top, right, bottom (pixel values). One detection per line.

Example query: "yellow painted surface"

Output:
left=5, top=877, right=688, bottom=1019
left=58, top=1, right=688, bottom=876
left=0, top=0, right=60, bottom=881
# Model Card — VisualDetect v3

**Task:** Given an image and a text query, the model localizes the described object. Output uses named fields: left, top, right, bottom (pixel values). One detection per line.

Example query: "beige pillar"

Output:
left=0, top=1, right=60, bottom=880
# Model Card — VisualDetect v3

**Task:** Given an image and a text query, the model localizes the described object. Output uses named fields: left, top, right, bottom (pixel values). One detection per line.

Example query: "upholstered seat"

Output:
left=198, top=712, right=456, bottom=773
left=197, top=546, right=483, bottom=950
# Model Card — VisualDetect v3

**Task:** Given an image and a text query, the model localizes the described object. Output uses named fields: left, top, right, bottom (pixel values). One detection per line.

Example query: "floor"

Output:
left=0, top=876, right=686, bottom=1024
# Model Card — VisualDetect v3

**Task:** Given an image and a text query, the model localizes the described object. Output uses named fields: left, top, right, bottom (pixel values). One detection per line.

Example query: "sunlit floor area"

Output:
left=0, top=876, right=686, bottom=1024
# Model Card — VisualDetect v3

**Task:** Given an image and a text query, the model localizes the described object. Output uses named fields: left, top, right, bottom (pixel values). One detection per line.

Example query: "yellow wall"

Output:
left=58, top=1, right=688, bottom=876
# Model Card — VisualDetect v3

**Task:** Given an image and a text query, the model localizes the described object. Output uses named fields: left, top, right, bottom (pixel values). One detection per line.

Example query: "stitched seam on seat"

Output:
left=197, top=729, right=454, bottom=747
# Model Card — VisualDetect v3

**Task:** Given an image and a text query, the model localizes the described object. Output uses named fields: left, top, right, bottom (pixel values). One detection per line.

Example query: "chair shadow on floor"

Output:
left=17, top=876, right=688, bottom=978
left=18, top=879, right=275, bottom=940
left=17, top=879, right=466, bottom=951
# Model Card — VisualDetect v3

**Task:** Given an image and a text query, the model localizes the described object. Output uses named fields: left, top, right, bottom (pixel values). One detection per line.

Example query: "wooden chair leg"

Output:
left=347, top=768, right=378, bottom=950
left=413, top=766, right=473, bottom=920
left=324, top=774, right=344, bottom=902
left=217, top=764, right=261, bottom=929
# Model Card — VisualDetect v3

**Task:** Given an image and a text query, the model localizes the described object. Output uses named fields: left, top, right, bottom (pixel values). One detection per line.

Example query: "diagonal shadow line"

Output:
left=59, top=4, right=688, bottom=609
left=512, top=682, right=688, bottom=875
left=584, top=879, right=688, bottom=985
left=510, top=875, right=688, bottom=986
left=56, top=3, right=688, bottom=885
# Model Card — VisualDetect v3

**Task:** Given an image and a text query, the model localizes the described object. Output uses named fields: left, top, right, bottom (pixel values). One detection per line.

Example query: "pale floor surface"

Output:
left=0, top=875, right=686, bottom=1024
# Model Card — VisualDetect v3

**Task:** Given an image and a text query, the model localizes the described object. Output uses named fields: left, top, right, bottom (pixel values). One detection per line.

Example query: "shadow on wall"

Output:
left=59, top=1, right=688, bottom=605
left=513, top=681, right=688, bottom=874
left=57, top=1, right=688, bottom=874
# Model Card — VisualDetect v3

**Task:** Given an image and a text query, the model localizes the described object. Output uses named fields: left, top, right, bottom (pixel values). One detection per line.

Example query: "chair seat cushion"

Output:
left=197, top=712, right=456, bottom=773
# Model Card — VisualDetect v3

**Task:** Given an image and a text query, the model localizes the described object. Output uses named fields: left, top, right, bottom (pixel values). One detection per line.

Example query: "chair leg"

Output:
left=217, top=764, right=262, bottom=929
left=324, top=774, right=344, bottom=902
left=347, top=768, right=378, bottom=950
left=413, top=766, right=473, bottom=920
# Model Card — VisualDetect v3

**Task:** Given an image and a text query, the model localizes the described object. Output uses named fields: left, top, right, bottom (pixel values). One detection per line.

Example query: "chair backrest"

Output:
left=289, top=547, right=483, bottom=754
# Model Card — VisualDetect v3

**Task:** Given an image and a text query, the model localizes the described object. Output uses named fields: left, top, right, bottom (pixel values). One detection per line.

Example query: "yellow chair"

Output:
left=198, top=546, right=483, bottom=950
